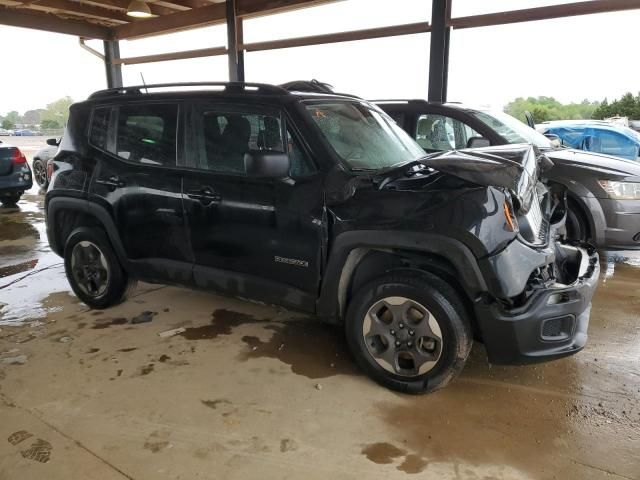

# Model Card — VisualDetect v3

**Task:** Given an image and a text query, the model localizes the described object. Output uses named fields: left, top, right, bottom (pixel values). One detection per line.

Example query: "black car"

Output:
left=0, top=140, right=32, bottom=206
left=376, top=100, right=640, bottom=250
left=32, top=138, right=59, bottom=189
left=45, top=82, right=598, bottom=393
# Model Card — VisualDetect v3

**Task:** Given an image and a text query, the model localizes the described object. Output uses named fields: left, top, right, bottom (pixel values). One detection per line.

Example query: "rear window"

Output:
left=89, top=103, right=178, bottom=167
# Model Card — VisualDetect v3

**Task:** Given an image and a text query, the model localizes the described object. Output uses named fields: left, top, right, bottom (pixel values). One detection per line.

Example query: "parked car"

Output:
left=376, top=100, right=640, bottom=250
left=0, top=128, right=12, bottom=136
left=32, top=138, right=59, bottom=189
left=45, top=82, right=598, bottom=393
left=537, top=120, right=640, bottom=161
left=13, top=129, right=36, bottom=136
left=0, top=140, right=33, bottom=206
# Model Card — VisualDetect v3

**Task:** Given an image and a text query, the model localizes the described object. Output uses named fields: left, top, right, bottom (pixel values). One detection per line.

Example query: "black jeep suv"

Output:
left=45, top=82, right=599, bottom=393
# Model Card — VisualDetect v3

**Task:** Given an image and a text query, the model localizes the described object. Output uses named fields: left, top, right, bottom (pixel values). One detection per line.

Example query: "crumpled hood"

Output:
left=423, top=144, right=539, bottom=211
left=545, top=148, right=640, bottom=181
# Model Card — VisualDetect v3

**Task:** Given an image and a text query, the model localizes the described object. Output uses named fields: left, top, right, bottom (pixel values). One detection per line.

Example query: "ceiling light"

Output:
left=127, top=0, right=153, bottom=18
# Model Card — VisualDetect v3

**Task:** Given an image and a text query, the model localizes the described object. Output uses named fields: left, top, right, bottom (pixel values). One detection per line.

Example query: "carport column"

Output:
left=226, top=0, right=245, bottom=82
left=103, top=40, right=123, bottom=88
left=428, top=0, right=451, bottom=103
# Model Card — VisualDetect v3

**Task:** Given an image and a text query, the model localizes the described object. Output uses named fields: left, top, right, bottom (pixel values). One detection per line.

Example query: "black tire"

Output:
left=345, top=271, right=472, bottom=394
left=64, top=227, right=136, bottom=309
left=32, top=158, right=49, bottom=189
left=0, top=194, right=21, bottom=207
left=566, top=199, right=589, bottom=243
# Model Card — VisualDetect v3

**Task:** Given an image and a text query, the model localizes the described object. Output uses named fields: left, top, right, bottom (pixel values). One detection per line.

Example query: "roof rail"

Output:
left=88, top=81, right=288, bottom=99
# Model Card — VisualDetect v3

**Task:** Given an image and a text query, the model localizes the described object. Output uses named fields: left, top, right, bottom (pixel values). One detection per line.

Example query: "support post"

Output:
left=226, top=0, right=245, bottom=82
left=428, top=0, right=451, bottom=102
left=104, top=40, right=123, bottom=88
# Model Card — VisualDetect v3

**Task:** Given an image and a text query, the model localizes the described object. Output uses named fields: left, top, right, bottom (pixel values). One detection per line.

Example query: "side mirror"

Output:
left=544, top=133, right=562, bottom=148
left=244, top=150, right=290, bottom=178
left=466, top=136, right=491, bottom=148
left=46, top=138, right=60, bottom=146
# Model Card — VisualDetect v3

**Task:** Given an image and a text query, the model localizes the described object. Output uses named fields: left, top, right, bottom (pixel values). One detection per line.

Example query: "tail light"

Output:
left=47, top=162, right=53, bottom=180
left=12, top=148, right=27, bottom=165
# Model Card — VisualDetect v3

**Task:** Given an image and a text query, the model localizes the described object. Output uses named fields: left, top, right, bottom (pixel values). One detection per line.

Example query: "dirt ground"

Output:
left=0, top=137, right=639, bottom=480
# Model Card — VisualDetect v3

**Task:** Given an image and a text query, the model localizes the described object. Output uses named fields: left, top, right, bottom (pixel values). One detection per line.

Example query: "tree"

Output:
left=2, top=119, right=14, bottom=130
left=592, top=92, right=640, bottom=119
left=4, top=111, right=21, bottom=125
left=504, top=96, right=599, bottom=123
left=41, top=97, right=74, bottom=126
left=23, top=109, right=45, bottom=125
left=40, top=119, right=60, bottom=129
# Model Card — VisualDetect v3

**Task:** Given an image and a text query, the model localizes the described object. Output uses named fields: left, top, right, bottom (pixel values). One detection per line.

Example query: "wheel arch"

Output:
left=46, top=197, right=129, bottom=268
left=317, top=231, right=487, bottom=324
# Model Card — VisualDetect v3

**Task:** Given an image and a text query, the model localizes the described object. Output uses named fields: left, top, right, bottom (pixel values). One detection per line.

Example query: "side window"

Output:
left=287, top=129, right=316, bottom=177
left=191, top=106, right=284, bottom=175
left=89, top=107, right=111, bottom=150
left=416, top=114, right=481, bottom=152
left=115, top=104, right=178, bottom=166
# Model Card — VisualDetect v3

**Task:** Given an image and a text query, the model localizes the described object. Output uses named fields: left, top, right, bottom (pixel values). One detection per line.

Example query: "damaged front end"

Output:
left=429, top=144, right=600, bottom=364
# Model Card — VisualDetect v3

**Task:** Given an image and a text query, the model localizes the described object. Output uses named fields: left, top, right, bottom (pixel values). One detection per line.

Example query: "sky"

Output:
left=1, top=0, right=639, bottom=115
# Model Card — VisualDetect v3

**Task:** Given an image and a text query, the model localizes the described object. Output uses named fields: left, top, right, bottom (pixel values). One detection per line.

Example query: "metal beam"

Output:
left=104, top=40, right=123, bottom=88
left=0, top=7, right=110, bottom=38
left=428, top=0, right=450, bottom=103
left=114, top=46, right=228, bottom=65
left=227, top=0, right=244, bottom=82
left=449, top=0, right=640, bottom=29
left=242, top=21, right=430, bottom=52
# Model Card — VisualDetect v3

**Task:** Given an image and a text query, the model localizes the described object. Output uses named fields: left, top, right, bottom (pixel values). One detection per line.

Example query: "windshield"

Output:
left=471, top=109, right=552, bottom=149
left=304, top=101, right=426, bottom=170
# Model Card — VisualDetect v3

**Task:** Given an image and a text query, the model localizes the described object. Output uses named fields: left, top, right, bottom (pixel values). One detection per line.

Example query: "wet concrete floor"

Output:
left=0, top=139, right=639, bottom=479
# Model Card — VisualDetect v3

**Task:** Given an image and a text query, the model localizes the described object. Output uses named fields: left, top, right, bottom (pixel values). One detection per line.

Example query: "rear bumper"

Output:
left=475, top=244, right=599, bottom=365
left=0, top=168, right=32, bottom=196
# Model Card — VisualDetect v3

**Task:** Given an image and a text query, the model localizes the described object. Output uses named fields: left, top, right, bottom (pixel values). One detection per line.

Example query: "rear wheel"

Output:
left=0, top=194, right=21, bottom=207
left=32, top=158, right=48, bottom=188
left=64, top=227, right=136, bottom=309
left=345, top=271, right=472, bottom=394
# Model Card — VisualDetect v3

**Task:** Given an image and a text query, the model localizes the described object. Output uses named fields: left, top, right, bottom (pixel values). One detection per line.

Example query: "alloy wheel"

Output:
left=362, top=296, right=443, bottom=377
left=70, top=241, right=110, bottom=298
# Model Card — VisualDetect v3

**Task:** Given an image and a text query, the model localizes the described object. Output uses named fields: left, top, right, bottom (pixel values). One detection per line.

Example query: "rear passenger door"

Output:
left=89, top=102, right=192, bottom=283
left=182, top=102, right=323, bottom=312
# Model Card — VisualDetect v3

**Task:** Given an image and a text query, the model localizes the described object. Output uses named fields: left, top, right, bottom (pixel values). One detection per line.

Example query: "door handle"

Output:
left=96, top=175, right=124, bottom=189
left=186, top=186, right=221, bottom=204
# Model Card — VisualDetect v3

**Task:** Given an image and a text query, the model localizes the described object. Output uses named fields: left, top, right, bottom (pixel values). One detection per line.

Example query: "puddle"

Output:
left=0, top=194, right=71, bottom=326
left=178, top=309, right=356, bottom=379
left=179, top=309, right=266, bottom=340
left=239, top=321, right=357, bottom=379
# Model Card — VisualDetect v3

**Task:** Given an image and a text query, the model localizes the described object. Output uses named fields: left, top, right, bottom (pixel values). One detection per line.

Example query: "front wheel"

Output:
left=64, top=227, right=136, bottom=309
left=345, top=271, right=472, bottom=394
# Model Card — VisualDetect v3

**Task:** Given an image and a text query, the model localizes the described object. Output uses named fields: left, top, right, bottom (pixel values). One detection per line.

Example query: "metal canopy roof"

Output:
left=1, top=0, right=640, bottom=101
left=1, top=0, right=639, bottom=40
left=0, top=0, right=342, bottom=39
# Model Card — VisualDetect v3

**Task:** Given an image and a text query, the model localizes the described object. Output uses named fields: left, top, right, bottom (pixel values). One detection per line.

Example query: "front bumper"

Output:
left=597, top=197, right=640, bottom=250
left=475, top=243, right=599, bottom=365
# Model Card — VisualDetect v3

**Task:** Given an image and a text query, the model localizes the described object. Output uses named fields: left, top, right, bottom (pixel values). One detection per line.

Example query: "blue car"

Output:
left=538, top=121, right=640, bottom=161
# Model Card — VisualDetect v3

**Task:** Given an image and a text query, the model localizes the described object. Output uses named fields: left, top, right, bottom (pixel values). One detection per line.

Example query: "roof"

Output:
left=83, top=81, right=363, bottom=103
